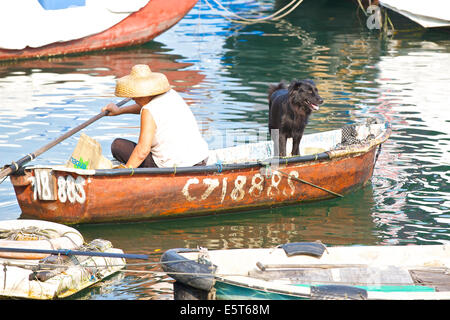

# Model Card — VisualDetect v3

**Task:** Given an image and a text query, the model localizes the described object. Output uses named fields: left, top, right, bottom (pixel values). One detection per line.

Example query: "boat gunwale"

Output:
left=14, top=153, right=327, bottom=178
left=94, top=152, right=332, bottom=176
left=215, top=273, right=450, bottom=300
left=214, top=274, right=450, bottom=300
left=12, top=121, right=391, bottom=180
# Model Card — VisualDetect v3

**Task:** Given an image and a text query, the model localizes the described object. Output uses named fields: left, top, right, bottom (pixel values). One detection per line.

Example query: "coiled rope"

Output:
left=0, top=227, right=81, bottom=248
left=203, top=0, right=304, bottom=24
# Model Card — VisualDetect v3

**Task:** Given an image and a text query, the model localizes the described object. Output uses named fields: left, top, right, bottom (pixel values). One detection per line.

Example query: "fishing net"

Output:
left=0, top=227, right=63, bottom=241
left=79, top=239, right=113, bottom=253
left=336, top=118, right=379, bottom=148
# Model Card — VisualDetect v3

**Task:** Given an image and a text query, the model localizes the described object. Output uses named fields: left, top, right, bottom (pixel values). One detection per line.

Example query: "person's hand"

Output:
left=118, top=163, right=134, bottom=169
left=102, top=103, right=120, bottom=116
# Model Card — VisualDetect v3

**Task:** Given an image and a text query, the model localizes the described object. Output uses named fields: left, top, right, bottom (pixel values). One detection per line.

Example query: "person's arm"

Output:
left=125, top=109, right=156, bottom=168
left=102, top=102, right=142, bottom=115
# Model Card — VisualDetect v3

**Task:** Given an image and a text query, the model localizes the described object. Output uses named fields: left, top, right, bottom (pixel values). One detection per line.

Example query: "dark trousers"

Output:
left=111, top=138, right=207, bottom=168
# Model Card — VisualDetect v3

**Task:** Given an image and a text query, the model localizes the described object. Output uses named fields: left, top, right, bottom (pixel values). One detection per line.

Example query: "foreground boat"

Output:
left=0, top=219, right=126, bottom=299
left=0, top=0, right=198, bottom=61
left=10, top=118, right=390, bottom=224
left=161, top=242, right=450, bottom=300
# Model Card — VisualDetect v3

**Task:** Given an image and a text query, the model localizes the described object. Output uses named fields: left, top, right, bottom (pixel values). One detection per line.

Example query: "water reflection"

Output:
left=368, top=46, right=450, bottom=245
left=76, top=185, right=378, bottom=300
left=212, top=0, right=450, bottom=246
left=78, top=186, right=377, bottom=252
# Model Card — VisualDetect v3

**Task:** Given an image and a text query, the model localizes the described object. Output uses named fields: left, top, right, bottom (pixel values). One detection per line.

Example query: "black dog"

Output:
left=268, top=79, right=323, bottom=157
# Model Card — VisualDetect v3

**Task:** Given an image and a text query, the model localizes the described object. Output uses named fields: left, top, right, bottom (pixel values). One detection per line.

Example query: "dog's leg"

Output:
left=271, top=129, right=280, bottom=158
left=279, top=134, right=287, bottom=157
left=292, top=132, right=304, bottom=156
left=292, top=136, right=301, bottom=156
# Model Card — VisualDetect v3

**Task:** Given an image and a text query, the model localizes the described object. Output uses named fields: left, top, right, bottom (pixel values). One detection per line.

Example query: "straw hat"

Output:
left=115, top=64, right=170, bottom=98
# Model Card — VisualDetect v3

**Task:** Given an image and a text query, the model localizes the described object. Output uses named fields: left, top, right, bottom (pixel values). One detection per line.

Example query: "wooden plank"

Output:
left=410, top=269, right=450, bottom=292
left=250, top=266, right=415, bottom=286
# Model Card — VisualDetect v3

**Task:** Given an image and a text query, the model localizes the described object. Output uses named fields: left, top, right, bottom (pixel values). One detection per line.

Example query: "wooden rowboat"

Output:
left=10, top=118, right=391, bottom=224
left=161, top=242, right=450, bottom=300
left=0, top=0, right=198, bottom=61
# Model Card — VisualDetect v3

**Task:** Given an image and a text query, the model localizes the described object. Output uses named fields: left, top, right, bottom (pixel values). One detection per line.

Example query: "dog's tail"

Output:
left=268, top=82, right=287, bottom=102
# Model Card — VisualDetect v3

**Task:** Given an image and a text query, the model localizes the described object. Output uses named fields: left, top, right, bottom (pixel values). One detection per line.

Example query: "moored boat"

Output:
left=0, top=219, right=126, bottom=299
left=10, top=118, right=390, bottom=224
left=380, top=0, right=450, bottom=28
left=161, top=242, right=450, bottom=300
left=0, top=0, right=198, bottom=61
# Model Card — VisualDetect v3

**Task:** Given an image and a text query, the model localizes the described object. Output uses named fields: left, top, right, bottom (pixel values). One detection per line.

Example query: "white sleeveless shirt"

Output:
left=141, top=89, right=209, bottom=168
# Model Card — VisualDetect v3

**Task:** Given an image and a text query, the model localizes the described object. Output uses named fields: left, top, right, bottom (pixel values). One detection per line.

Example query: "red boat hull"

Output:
left=0, top=0, right=198, bottom=61
left=11, top=147, right=383, bottom=225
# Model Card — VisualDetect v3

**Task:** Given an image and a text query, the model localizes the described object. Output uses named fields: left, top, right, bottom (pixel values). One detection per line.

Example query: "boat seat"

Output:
left=248, top=266, right=415, bottom=286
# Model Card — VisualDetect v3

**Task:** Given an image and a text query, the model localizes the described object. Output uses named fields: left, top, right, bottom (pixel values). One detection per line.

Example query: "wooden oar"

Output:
left=256, top=261, right=368, bottom=271
left=0, top=97, right=131, bottom=180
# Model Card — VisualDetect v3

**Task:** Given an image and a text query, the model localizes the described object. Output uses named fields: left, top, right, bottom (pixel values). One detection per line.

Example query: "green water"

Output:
left=0, top=1, right=449, bottom=299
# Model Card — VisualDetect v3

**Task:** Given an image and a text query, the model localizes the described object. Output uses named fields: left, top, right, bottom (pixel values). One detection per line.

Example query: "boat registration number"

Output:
left=182, top=170, right=299, bottom=202
left=29, top=169, right=86, bottom=204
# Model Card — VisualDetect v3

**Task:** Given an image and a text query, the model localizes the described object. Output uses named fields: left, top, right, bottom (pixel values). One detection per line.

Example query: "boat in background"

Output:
left=0, top=219, right=126, bottom=299
left=380, top=0, right=450, bottom=28
left=10, top=118, right=390, bottom=224
left=161, top=242, right=450, bottom=300
left=0, top=0, right=198, bottom=61
left=0, top=47, right=205, bottom=93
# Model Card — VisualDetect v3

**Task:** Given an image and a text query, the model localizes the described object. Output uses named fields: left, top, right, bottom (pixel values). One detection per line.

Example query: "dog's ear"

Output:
left=288, top=79, right=302, bottom=92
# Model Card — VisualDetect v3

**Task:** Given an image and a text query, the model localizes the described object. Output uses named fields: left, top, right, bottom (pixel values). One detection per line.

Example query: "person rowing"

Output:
left=102, top=64, right=209, bottom=169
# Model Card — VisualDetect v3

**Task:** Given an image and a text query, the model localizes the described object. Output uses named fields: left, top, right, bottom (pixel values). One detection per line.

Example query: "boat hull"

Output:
left=10, top=120, right=391, bottom=224
left=0, top=0, right=198, bottom=61
left=12, top=147, right=378, bottom=224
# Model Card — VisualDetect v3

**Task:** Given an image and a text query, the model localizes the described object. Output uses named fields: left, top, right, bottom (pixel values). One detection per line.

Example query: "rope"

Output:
left=9, top=161, right=19, bottom=172
left=257, top=161, right=343, bottom=198
left=215, top=160, right=223, bottom=173
left=3, top=263, right=7, bottom=290
left=0, top=227, right=61, bottom=241
left=373, top=144, right=382, bottom=171
left=277, top=169, right=344, bottom=198
left=203, top=0, right=304, bottom=25
left=61, top=230, right=84, bottom=247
